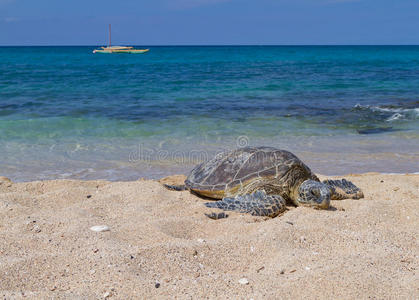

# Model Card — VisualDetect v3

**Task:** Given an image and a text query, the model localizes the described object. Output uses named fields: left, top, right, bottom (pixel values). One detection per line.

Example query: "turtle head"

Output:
left=297, top=180, right=330, bottom=209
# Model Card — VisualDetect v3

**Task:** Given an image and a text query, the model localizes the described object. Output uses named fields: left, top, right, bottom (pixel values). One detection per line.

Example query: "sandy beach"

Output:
left=0, top=173, right=418, bottom=299
left=2, top=0, right=419, bottom=298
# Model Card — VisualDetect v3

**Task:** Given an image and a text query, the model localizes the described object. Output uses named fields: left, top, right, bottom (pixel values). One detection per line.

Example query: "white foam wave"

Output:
left=386, top=113, right=404, bottom=122
left=354, top=104, right=419, bottom=119
left=374, top=106, right=419, bottom=114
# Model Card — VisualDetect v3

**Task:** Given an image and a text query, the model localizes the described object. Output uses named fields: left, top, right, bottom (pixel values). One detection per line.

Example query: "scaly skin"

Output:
left=204, top=190, right=287, bottom=218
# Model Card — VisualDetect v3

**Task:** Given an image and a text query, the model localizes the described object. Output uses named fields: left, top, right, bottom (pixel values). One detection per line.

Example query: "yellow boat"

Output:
left=93, top=25, right=149, bottom=54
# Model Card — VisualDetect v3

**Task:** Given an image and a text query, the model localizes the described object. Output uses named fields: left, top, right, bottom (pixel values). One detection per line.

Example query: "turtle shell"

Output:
left=185, top=146, right=318, bottom=199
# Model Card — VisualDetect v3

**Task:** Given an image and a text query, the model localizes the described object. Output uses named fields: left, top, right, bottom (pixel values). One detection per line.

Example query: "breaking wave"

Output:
left=353, top=103, right=419, bottom=122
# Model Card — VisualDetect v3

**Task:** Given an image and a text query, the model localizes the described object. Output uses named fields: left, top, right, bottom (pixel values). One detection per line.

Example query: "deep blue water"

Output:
left=0, top=46, right=418, bottom=180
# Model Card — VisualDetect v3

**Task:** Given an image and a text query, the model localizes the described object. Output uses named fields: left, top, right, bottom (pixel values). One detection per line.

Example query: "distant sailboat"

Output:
left=93, top=24, right=149, bottom=54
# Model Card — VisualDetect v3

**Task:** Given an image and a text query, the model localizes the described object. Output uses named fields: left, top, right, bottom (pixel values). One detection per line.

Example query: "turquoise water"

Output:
left=0, top=46, right=418, bottom=180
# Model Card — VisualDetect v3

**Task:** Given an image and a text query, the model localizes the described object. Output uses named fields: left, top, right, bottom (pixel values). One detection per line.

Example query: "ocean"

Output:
left=0, top=46, right=418, bottom=181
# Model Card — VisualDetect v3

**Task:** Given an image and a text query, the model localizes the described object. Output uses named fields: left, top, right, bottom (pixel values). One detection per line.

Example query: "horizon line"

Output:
left=1, top=44, right=419, bottom=47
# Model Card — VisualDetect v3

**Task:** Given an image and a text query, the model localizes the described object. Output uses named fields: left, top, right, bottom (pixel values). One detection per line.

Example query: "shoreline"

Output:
left=2, top=138, right=419, bottom=182
left=1, top=172, right=418, bottom=298
left=2, top=170, right=419, bottom=183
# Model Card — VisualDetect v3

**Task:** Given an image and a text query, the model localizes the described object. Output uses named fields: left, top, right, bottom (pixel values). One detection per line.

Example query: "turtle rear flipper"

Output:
left=323, top=179, right=364, bottom=200
left=163, top=184, right=187, bottom=191
left=204, top=190, right=286, bottom=218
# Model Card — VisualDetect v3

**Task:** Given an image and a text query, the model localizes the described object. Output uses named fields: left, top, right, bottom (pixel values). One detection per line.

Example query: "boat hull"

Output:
left=93, top=49, right=149, bottom=54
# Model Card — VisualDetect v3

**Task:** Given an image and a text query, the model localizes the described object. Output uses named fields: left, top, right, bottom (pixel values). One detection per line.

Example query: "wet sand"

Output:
left=0, top=173, right=418, bottom=299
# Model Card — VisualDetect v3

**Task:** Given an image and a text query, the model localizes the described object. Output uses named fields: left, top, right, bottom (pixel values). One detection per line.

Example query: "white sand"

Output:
left=0, top=173, right=418, bottom=299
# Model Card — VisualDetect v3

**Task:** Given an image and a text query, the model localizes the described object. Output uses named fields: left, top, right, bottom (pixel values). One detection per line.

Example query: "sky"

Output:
left=1, top=0, right=419, bottom=45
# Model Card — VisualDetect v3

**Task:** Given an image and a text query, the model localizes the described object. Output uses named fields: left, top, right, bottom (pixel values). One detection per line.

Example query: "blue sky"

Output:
left=1, top=0, right=418, bottom=45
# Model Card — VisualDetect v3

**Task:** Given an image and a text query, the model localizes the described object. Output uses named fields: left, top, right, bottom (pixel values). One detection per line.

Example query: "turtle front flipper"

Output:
left=204, top=190, right=286, bottom=218
left=322, top=179, right=364, bottom=200
left=163, top=184, right=187, bottom=191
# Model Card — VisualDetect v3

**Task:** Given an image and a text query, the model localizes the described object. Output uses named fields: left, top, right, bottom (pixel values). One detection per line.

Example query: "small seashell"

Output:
left=238, top=278, right=249, bottom=285
left=90, top=225, right=110, bottom=232
left=32, top=225, right=41, bottom=233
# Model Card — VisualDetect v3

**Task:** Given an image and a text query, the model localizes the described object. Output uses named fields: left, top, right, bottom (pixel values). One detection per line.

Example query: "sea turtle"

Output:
left=164, top=146, right=364, bottom=219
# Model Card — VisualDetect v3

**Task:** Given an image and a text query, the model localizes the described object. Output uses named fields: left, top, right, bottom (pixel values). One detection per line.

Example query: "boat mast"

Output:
left=109, top=24, right=111, bottom=47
